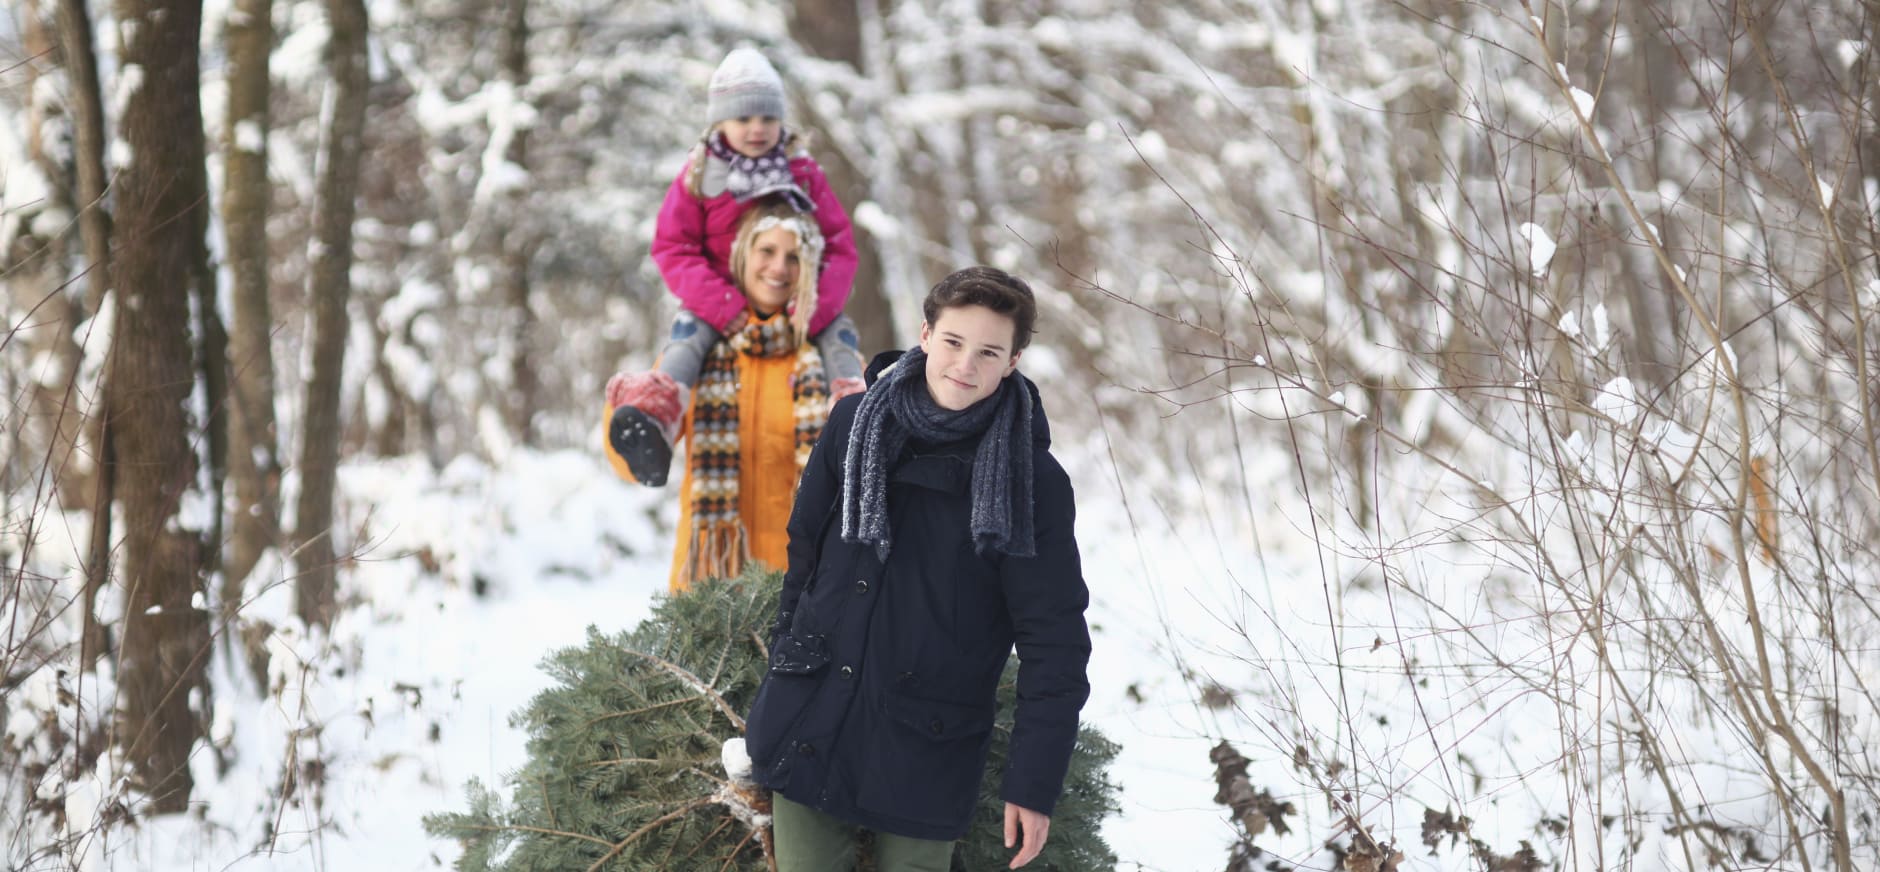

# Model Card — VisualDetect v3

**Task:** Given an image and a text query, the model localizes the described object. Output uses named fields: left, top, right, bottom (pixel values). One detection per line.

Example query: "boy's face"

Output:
left=918, top=305, right=1021, bottom=411
left=721, top=116, right=782, bottom=158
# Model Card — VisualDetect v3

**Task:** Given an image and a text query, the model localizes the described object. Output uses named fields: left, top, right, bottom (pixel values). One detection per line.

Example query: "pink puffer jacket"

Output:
left=649, top=155, right=858, bottom=335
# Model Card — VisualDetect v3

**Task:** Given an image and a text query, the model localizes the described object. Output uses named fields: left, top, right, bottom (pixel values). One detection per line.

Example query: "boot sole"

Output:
left=608, top=405, right=673, bottom=487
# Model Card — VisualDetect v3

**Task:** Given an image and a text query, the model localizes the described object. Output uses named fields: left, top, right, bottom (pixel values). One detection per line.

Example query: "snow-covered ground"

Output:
left=17, top=395, right=1848, bottom=872
left=13, top=391, right=1840, bottom=870
left=23, top=446, right=1249, bottom=870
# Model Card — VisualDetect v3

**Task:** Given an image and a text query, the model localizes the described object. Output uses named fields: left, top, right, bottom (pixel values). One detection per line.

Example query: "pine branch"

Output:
left=622, top=649, right=747, bottom=731
left=449, top=821, right=615, bottom=849
left=581, top=756, right=662, bottom=770
left=584, top=696, right=696, bottom=729
left=584, top=798, right=712, bottom=872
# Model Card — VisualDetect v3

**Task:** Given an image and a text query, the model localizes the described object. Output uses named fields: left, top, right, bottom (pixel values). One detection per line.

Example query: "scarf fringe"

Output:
left=686, top=519, right=751, bottom=585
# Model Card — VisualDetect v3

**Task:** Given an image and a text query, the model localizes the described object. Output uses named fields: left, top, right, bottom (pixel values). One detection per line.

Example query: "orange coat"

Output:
left=605, top=321, right=808, bottom=592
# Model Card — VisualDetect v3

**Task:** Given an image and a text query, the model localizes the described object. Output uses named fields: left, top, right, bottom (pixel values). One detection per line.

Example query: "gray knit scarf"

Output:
left=841, top=346, right=1035, bottom=561
left=706, top=132, right=814, bottom=212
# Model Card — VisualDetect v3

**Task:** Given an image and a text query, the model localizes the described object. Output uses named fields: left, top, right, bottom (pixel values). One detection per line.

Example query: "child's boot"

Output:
left=605, top=371, right=687, bottom=487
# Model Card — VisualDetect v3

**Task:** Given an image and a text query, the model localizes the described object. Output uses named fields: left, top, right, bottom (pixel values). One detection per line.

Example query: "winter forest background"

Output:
left=6, top=0, right=1880, bottom=868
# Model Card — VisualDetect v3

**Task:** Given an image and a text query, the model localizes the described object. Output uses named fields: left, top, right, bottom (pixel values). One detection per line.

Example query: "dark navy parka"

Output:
left=742, top=352, right=1093, bottom=841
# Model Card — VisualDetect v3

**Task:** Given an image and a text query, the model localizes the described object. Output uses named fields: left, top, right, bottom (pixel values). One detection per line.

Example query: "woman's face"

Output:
left=741, top=226, right=801, bottom=315
left=918, top=304, right=1021, bottom=411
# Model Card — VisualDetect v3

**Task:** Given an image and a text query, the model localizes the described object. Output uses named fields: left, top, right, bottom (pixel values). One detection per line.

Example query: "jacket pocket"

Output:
left=882, top=691, right=995, bottom=742
left=768, top=632, right=831, bottom=676
left=745, top=633, right=831, bottom=770
left=854, top=691, right=997, bottom=828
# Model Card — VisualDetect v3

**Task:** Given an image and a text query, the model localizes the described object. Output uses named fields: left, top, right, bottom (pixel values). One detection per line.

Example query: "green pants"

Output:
left=772, top=793, right=954, bottom=872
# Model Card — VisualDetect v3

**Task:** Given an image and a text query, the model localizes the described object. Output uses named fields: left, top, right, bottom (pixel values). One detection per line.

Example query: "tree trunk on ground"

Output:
left=110, top=0, right=212, bottom=813
left=790, top=0, right=900, bottom=352
left=501, top=0, right=538, bottom=444
left=221, top=0, right=280, bottom=599
left=294, top=0, right=369, bottom=627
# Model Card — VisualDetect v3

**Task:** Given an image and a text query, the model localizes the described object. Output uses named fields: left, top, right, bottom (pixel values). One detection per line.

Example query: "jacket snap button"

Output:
left=798, top=742, right=815, bottom=757
left=840, top=665, right=854, bottom=679
left=928, top=718, right=943, bottom=735
left=854, top=579, right=869, bottom=594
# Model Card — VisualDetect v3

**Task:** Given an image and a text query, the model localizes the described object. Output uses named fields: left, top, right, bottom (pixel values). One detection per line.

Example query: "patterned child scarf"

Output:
left=840, top=346, right=1035, bottom=561
left=706, top=132, right=814, bottom=212
left=686, top=311, right=832, bottom=583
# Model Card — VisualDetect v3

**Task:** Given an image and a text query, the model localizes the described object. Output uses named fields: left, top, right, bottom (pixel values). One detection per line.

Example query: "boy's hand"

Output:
left=1003, top=802, right=1051, bottom=868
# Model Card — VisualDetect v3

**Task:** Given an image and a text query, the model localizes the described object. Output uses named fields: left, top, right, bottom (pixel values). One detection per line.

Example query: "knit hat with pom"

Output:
left=707, top=48, right=786, bottom=125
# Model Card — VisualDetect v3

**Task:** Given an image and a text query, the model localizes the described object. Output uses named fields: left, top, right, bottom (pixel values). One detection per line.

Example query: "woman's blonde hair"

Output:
left=683, top=125, right=813, bottom=198
left=729, top=197, right=824, bottom=345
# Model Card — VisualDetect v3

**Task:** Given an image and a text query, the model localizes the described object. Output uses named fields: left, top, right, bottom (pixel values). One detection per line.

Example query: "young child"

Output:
left=606, top=47, right=865, bottom=487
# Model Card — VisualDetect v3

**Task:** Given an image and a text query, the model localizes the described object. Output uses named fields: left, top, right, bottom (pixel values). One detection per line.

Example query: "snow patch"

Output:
left=1517, top=222, right=1556, bottom=276
left=1839, top=40, right=1867, bottom=69
left=1569, top=86, right=1596, bottom=118
left=234, top=119, right=265, bottom=154
left=1593, top=376, right=1643, bottom=426
left=1564, top=429, right=1591, bottom=469
left=1647, top=420, right=1700, bottom=480
left=851, top=201, right=899, bottom=241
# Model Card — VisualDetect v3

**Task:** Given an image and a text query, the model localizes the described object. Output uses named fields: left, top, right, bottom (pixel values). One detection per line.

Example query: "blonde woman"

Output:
left=605, top=196, right=838, bottom=591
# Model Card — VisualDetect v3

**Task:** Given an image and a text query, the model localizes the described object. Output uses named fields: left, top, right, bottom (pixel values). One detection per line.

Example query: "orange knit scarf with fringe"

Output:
left=684, top=312, right=830, bottom=583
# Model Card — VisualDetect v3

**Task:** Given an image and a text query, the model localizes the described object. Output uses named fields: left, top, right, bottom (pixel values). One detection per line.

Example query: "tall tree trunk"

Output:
left=193, top=125, right=230, bottom=595
left=53, top=0, right=118, bottom=668
left=500, top=0, right=538, bottom=444
left=221, top=0, right=280, bottom=598
left=294, top=0, right=369, bottom=627
left=110, top=0, right=212, bottom=813
left=58, top=0, right=113, bottom=316
left=790, top=0, right=903, bottom=351
left=19, top=1, right=89, bottom=512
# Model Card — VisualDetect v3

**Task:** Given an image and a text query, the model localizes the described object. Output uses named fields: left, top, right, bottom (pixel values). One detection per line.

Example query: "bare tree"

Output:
left=787, top=0, right=897, bottom=351
left=293, top=0, right=370, bottom=627
left=56, top=0, right=111, bottom=316
left=220, top=0, right=279, bottom=595
left=108, top=0, right=213, bottom=813
left=498, top=0, right=539, bottom=444
left=1065, top=1, right=1880, bottom=868
left=55, top=0, right=117, bottom=667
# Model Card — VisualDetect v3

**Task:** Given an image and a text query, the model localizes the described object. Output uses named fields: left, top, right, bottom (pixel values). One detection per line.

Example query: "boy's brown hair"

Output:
left=922, top=266, right=1038, bottom=353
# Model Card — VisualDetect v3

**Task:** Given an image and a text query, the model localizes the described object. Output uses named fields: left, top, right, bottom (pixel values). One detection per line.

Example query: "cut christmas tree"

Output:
left=426, top=568, right=1122, bottom=871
